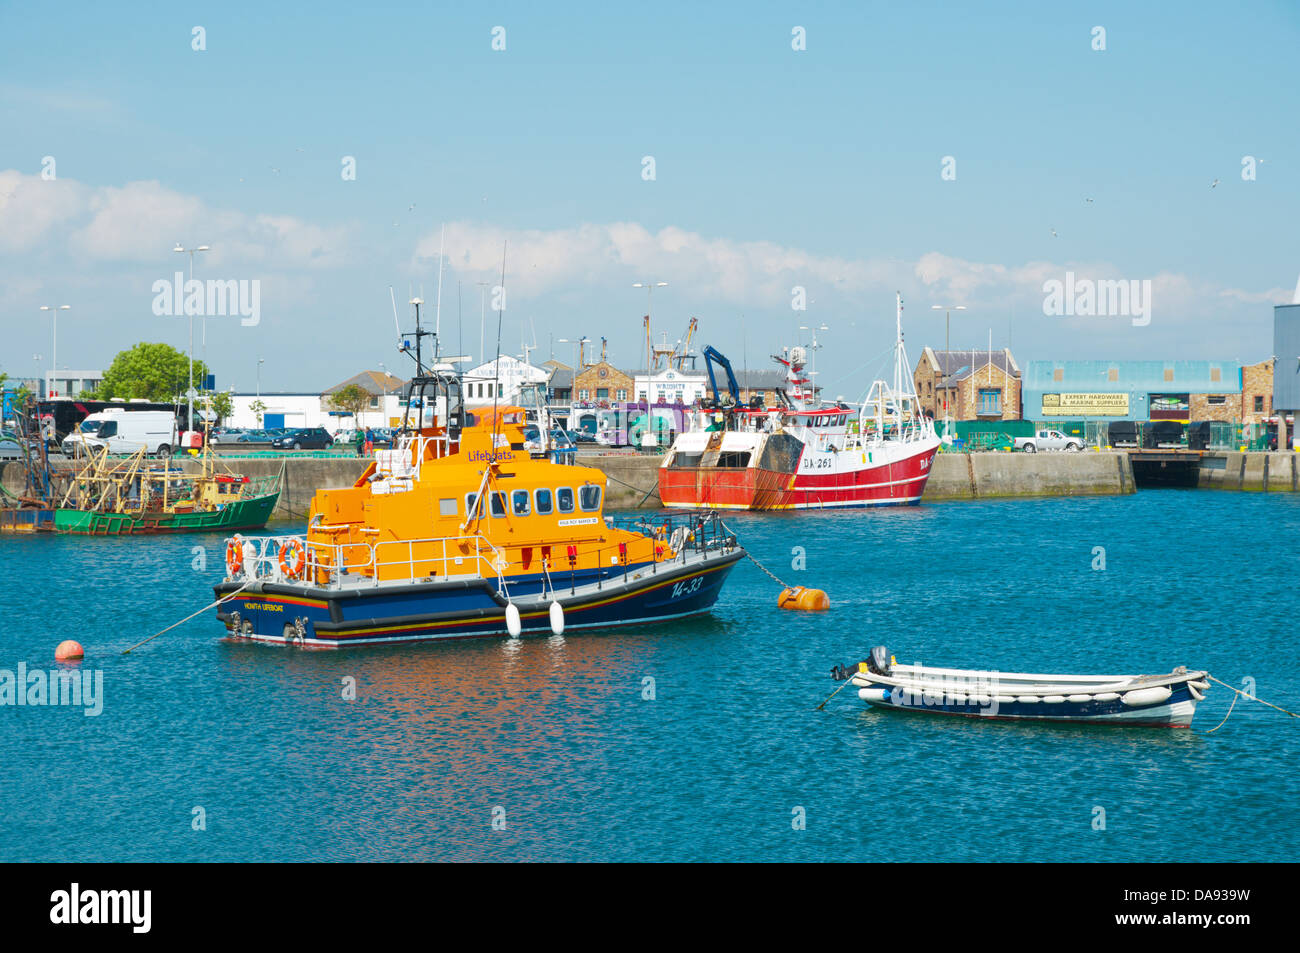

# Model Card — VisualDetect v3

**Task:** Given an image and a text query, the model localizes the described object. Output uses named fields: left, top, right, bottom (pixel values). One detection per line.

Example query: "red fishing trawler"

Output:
left=658, top=294, right=940, bottom=510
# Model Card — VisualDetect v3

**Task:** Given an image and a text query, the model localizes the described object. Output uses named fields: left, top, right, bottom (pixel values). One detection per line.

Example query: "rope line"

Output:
left=1202, top=692, right=1238, bottom=734
left=1206, top=673, right=1300, bottom=719
left=122, top=582, right=252, bottom=654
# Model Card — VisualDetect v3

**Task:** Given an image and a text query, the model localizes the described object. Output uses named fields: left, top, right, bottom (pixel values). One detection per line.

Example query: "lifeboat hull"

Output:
left=214, top=549, right=743, bottom=647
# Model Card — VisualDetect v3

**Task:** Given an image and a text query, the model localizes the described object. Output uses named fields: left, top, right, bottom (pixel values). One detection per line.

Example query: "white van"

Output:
left=62, top=409, right=178, bottom=458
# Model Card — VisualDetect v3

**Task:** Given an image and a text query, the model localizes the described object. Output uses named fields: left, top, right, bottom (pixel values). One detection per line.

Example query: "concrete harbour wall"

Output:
left=9, top=451, right=1298, bottom=518
left=924, top=451, right=1134, bottom=501
left=1197, top=452, right=1300, bottom=492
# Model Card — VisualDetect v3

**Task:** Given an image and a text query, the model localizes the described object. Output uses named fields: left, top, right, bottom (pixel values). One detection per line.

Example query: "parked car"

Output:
left=1014, top=429, right=1084, bottom=453
left=272, top=427, right=334, bottom=450
left=208, top=428, right=246, bottom=444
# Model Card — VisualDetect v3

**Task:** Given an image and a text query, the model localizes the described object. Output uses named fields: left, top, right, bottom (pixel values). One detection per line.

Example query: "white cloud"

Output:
left=0, top=170, right=88, bottom=251
left=415, top=221, right=900, bottom=306
left=0, top=169, right=351, bottom=270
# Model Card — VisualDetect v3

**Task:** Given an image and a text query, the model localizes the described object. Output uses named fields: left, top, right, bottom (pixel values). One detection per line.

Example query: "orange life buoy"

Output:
left=226, top=536, right=244, bottom=575
left=279, top=538, right=307, bottom=580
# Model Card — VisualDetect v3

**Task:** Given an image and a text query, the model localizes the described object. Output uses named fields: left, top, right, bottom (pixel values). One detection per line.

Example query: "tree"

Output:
left=249, top=399, right=266, bottom=427
left=202, top=390, right=234, bottom=425
left=328, top=384, right=369, bottom=425
left=99, top=343, right=210, bottom=403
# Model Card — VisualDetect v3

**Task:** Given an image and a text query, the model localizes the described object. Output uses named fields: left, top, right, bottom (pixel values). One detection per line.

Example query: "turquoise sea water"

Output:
left=2, top=489, right=1297, bottom=862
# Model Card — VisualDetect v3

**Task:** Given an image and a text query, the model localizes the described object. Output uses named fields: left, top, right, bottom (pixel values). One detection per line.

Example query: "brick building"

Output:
left=573, top=361, right=634, bottom=405
left=913, top=348, right=1022, bottom=421
left=1242, top=358, right=1275, bottom=426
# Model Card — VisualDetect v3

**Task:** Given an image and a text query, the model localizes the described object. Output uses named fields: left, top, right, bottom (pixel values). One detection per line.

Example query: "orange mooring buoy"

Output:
left=55, top=639, right=85, bottom=661
left=777, top=586, right=830, bottom=612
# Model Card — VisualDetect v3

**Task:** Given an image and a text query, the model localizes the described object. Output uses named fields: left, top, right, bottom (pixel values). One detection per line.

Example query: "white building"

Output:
left=227, top=370, right=407, bottom=433
left=229, top=393, right=331, bottom=431
left=44, top=369, right=104, bottom=398
left=461, top=355, right=549, bottom=406
left=633, top=368, right=709, bottom=405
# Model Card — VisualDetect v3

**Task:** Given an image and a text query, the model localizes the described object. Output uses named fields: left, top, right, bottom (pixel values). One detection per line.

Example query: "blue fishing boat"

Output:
left=832, top=647, right=1210, bottom=728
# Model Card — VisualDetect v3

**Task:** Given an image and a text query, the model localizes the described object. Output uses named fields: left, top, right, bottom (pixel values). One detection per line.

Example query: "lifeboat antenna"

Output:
left=433, top=223, right=445, bottom=362
left=490, top=240, right=508, bottom=446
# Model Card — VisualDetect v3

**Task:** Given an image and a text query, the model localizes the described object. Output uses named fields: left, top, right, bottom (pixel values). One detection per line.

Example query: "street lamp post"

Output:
left=930, top=304, right=966, bottom=427
left=632, top=281, right=668, bottom=373
left=174, top=243, right=210, bottom=437
left=38, top=305, right=71, bottom=397
left=557, top=337, right=590, bottom=373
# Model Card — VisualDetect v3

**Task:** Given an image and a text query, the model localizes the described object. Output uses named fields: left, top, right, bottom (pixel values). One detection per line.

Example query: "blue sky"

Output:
left=2, top=1, right=1297, bottom=394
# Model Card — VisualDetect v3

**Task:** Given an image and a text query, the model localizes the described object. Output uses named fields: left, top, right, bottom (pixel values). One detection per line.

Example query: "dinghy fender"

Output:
left=1121, top=686, right=1172, bottom=707
left=858, top=687, right=891, bottom=703
left=505, top=603, right=522, bottom=638
left=549, top=600, right=565, bottom=635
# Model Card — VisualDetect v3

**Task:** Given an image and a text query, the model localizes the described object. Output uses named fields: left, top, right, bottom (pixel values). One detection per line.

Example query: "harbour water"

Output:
left=2, top=490, right=1297, bottom=862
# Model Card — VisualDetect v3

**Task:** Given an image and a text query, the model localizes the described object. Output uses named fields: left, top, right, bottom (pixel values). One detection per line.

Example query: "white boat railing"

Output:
left=226, top=532, right=510, bottom=592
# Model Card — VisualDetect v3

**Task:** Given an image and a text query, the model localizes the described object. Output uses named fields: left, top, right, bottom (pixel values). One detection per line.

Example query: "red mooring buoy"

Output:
left=55, top=640, right=85, bottom=661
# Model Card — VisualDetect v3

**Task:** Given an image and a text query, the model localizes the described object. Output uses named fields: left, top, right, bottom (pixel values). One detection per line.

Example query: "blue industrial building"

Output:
left=1023, top=360, right=1244, bottom=422
left=1274, top=304, right=1300, bottom=413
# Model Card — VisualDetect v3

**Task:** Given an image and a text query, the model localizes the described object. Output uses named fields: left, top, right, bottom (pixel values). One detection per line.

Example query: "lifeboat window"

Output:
left=439, top=497, right=458, bottom=517
left=511, top=489, right=531, bottom=516
left=465, top=492, right=485, bottom=519
left=557, top=487, right=575, bottom=513
left=535, top=488, right=553, bottom=515
left=490, top=492, right=507, bottom=518
left=578, top=484, right=602, bottom=511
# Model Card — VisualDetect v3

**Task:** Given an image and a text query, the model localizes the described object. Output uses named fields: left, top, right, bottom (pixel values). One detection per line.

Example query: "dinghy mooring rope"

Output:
left=1200, top=673, right=1300, bottom=733
left=121, top=582, right=252, bottom=655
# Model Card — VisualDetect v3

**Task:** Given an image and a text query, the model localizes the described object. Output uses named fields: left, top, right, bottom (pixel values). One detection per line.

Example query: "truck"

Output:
left=61, top=409, right=179, bottom=458
left=1014, top=429, right=1084, bottom=453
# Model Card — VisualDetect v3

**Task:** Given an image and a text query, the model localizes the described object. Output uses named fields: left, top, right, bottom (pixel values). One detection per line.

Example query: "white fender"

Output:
left=505, top=602, right=522, bottom=638
left=1187, top=684, right=1204, bottom=701
left=995, top=695, right=1017, bottom=705
left=549, top=600, right=565, bottom=635
left=1066, top=694, right=1092, bottom=703
left=1094, top=692, right=1120, bottom=702
left=1016, top=696, right=1041, bottom=704
left=1043, top=695, right=1066, bottom=704
left=858, top=687, right=891, bottom=703
left=1122, top=686, right=1172, bottom=707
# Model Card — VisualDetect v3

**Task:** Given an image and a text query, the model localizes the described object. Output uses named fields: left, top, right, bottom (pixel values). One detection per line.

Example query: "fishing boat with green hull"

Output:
left=54, top=445, right=281, bottom=536
left=55, top=486, right=279, bottom=534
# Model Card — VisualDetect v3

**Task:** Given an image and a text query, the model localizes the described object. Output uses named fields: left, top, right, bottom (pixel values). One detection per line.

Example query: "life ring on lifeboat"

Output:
left=226, top=536, right=245, bottom=575
left=279, top=538, right=307, bottom=580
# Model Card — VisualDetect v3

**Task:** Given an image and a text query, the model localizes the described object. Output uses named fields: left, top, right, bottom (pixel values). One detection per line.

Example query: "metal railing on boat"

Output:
left=225, top=512, right=737, bottom=593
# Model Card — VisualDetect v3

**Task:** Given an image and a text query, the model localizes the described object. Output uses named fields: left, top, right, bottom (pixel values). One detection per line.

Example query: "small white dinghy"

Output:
left=831, top=647, right=1210, bottom=728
